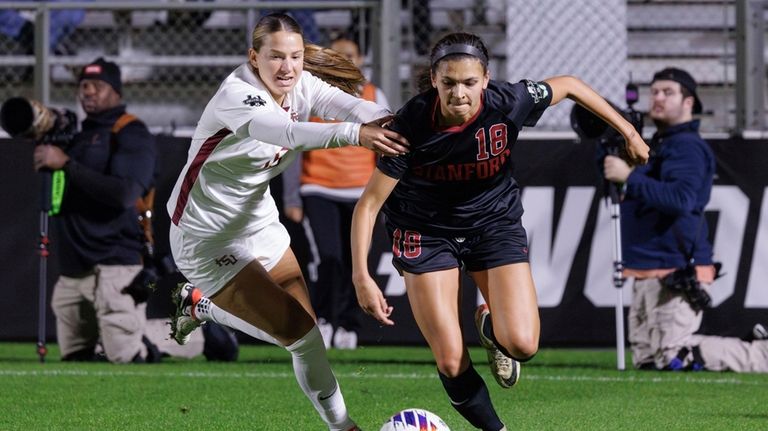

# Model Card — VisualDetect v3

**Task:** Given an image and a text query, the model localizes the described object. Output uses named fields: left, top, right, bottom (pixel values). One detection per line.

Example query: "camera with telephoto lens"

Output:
left=661, top=264, right=712, bottom=311
left=0, top=97, right=77, bottom=146
left=570, top=82, right=644, bottom=157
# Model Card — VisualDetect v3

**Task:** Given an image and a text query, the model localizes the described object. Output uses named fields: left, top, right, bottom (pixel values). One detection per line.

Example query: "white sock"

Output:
left=195, top=297, right=280, bottom=346
left=286, top=326, right=355, bottom=431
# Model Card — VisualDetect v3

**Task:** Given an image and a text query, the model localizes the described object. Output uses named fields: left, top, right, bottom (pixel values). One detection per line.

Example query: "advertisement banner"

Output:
left=1, top=137, right=766, bottom=347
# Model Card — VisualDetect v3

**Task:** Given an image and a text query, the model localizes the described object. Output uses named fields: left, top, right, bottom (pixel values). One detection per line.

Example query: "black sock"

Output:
left=438, top=365, right=504, bottom=431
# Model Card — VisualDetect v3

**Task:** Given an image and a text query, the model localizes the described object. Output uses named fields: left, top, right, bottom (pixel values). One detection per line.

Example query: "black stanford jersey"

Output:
left=378, top=79, right=552, bottom=235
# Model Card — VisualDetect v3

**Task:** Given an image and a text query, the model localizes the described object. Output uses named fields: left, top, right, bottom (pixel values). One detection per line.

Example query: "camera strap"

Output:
left=672, top=215, right=705, bottom=266
left=110, top=113, right=156, bottom=259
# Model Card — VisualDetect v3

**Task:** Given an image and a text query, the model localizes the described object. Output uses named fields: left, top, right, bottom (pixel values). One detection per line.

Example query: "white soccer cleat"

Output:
left=170, top=282, right=204, bottom=345
left=474, top=304, right=520, bottom=389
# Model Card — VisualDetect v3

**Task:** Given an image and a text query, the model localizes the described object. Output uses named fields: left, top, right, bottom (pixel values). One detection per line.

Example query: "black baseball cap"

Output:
left=651, top=67, right=702, bottom=114
left=79, top=57, right=122, bottom=95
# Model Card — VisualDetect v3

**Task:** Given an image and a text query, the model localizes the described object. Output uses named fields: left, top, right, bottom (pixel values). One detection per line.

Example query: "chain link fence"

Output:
left=0, top=1, right=394, bottom=133
left=627, top=0, right=740, bottom=134
left=408, top=0, right=765, bottom=134
left=504, top=0, right=628, bottom=131
left=0, top=1, right=765, bottom=134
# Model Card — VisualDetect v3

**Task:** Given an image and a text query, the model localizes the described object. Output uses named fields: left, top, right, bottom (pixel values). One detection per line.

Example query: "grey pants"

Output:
left=628, top=277, right=702, bottom=369
left=51, top=264, right=146, bottom=363
left=629, top=277, right=768, bottom=372
left=691, top=335, right=768, bottom=373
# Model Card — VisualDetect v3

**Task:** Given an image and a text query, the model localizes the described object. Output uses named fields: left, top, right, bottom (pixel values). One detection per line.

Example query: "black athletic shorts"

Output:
left=385, top=218, right=529, bottom=275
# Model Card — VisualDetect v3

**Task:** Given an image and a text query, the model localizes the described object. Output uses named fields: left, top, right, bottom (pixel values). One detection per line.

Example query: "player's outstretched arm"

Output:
left=545, top=75, right=650, bottom=165
left=351, top=169, right=399, bottom=326
left=244, top=110, right=408, bottom=155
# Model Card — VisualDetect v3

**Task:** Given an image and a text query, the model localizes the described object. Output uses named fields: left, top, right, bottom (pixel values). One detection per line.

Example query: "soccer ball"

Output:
left=379, top=408, right=450, bottom=431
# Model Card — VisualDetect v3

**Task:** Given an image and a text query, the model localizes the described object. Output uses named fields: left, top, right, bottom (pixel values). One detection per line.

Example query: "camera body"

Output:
left=570, top=82, right=644, bottom=157
left=570, top=100, right=644, bottom=157
left=0, top=97, right=77, bottom=146
left=661, top=264, right=712, bottom=311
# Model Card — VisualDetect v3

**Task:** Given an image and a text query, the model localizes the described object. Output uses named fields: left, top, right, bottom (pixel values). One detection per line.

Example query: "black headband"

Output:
left=430, top=44, right=488, bottom=67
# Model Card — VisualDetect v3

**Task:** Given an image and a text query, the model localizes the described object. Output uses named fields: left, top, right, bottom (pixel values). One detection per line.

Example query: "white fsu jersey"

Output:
left=167, top=63, right=390, bottom=239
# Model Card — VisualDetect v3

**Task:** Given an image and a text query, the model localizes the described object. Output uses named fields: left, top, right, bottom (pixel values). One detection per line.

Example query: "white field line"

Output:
left=0, top=369, right=762, bottom=386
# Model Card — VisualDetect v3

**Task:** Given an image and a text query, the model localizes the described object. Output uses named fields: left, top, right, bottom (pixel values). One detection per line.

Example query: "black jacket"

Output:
left=57, top=105, right=156, bottom=276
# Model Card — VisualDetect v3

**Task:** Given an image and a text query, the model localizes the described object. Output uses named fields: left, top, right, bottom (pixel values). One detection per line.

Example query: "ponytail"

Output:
left=303, top=43, right=365, bottom=95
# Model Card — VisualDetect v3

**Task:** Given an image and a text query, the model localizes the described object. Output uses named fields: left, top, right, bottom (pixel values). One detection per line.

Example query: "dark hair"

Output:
left=417, top=32, right=489, bottom=92
left=251, top=13, right=364, bottom=95
left=679, top=85, right=694, bottom=103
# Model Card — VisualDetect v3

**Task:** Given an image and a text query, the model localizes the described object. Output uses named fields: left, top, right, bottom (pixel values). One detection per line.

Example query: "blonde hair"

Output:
left=251, top=13, right=364, bottom=95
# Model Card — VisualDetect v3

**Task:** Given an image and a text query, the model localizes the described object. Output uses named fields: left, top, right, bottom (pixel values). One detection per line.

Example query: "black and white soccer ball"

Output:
left=379, top=408, right=450, bottom=431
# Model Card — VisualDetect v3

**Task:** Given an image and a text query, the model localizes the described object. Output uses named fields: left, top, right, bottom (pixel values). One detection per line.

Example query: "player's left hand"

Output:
left=359, top=121, right=409, bottom=157
left=624, top=131, right=649, bottom=165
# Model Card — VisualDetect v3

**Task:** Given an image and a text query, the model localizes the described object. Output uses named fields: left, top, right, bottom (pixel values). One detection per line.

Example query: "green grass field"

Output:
left=1, top=342, right=766, bottom=430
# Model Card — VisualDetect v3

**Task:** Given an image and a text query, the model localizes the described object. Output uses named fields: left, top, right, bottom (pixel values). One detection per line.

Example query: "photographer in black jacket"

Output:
left=32, top=58, right=158, bottom=363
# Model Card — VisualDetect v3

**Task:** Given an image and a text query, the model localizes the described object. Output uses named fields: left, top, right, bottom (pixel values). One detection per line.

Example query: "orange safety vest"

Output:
left=302, top=83, right=379, bottom=188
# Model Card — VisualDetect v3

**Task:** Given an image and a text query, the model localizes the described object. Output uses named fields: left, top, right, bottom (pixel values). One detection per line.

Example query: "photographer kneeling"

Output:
left=32, top=58, right=159, bottom=363
left=602, top=67, right=768, bottom=372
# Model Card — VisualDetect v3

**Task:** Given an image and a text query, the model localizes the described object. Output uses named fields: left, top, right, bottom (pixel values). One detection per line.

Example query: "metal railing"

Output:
left=0, top=1, right=765, bottom=134
left=0, top=1, right=400, bottom=132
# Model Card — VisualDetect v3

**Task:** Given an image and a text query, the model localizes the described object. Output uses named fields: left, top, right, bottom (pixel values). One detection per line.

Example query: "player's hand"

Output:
left=353, top=273, right=394, bottom=326
left=33, top=144, right=69, bottom=171
left=603, top=155, right=632, bottom=183
left=359, top=121, right=409, bottom=157
left=623, top=131, right=649, bottom=165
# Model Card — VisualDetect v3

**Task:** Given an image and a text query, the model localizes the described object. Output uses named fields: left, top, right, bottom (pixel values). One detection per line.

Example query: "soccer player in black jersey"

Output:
left=351, top=32, right=649, bottom=431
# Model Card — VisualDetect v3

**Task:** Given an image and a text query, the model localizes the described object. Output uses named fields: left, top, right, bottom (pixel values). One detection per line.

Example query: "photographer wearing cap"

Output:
left=602, top=67, right=714, bottom=370
left=602, top=68, right=768, bottom=372
left=33, top=57, right=159, bottom=363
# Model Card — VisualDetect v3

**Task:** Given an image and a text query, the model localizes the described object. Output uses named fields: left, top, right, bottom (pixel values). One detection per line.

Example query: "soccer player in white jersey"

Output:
left=166, top=13, right=408, bottom=431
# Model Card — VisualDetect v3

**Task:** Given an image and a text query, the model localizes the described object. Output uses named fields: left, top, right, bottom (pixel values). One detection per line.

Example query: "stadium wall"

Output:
left=1, top=136, right=767, bottom=347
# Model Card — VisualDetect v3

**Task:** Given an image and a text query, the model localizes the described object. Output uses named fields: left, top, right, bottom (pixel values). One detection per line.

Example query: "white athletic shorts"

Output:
left=169, top=220, right=291, bottom=296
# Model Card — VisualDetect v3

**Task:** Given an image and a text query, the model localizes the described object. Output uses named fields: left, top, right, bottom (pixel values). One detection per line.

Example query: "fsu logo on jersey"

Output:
left=243, top=94, right=266, bottom=107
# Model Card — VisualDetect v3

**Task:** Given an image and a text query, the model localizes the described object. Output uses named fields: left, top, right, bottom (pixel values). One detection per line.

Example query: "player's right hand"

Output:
left=359, top=121, right=409, bottom=157
left=353, top=274, right=394, bottom=326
